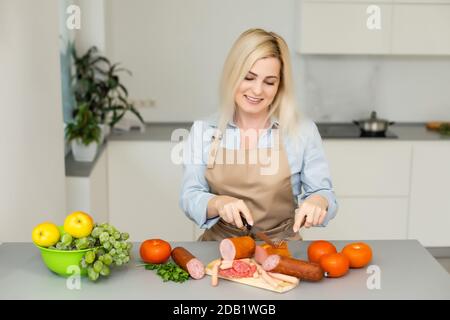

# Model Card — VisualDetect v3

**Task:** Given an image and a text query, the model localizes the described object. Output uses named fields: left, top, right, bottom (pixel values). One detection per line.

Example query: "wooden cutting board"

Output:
left=205, top=259, right=299, bottom=293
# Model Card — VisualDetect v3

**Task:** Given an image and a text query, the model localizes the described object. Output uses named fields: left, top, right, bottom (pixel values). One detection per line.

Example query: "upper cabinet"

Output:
left=299, top=1, right=393, bottom=54
left=298, top=0, right=450, bottom=55
left=391, top=3, right=450, bottom=54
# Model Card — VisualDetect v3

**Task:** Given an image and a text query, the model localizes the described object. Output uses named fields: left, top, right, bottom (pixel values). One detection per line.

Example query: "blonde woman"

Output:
left=180, top=28, right=337, bottom=241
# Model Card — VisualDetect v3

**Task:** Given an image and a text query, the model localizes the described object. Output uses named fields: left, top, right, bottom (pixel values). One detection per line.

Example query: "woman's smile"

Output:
left=244, top=95, right=264, bottom=105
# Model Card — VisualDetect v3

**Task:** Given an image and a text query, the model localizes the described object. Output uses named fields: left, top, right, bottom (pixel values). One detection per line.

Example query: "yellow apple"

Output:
left=32, top=222, right=60, bottom=247
left=63, top=211, right=94, bottom=238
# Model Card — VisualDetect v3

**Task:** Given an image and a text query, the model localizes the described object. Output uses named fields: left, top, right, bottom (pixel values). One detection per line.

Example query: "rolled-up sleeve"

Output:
left=179, top=121, right=219, bottom=229
left=299, top=121, right=338, bottom=226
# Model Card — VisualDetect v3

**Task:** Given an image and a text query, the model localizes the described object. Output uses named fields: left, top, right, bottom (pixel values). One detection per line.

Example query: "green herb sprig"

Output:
left=139, top=262, right=189, bottom=283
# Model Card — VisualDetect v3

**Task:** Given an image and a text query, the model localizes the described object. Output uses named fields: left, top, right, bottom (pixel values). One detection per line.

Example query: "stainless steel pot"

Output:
left=353, top=111, right=395, bottom=133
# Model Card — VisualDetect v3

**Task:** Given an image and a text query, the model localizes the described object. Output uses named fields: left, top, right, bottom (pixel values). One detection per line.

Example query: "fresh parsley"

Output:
left=139, top=262, right=190, bottom=283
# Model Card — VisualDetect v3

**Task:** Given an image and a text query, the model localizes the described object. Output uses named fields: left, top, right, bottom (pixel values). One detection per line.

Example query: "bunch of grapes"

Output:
left=49, top=233, right=96, bottom=250
left=79, top=223, right=132, bottom=281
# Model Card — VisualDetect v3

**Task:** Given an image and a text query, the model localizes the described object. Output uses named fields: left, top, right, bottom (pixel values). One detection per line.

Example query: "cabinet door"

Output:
left=299, top=1, right=393, bottom=54
left=409, top=142, right=450, bottom=246
left=108, top=141, right=195, bottom=241
left=391, top=3, right=450, bottom=55
left=301, top=197, right=409, bottom=240
left=323, top=141, right=412, bottom=197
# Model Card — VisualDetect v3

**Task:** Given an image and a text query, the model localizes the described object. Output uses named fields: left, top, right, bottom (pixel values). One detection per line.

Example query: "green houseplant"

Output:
left=65, top=103, right=101, bottom=162
left=71, top=45, right=144, bottom=144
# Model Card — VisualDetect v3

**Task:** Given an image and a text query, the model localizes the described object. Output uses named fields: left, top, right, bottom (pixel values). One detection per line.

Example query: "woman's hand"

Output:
left=208, top=195, right=254, bottom=228
left=293, top=195, right=329, bottom=232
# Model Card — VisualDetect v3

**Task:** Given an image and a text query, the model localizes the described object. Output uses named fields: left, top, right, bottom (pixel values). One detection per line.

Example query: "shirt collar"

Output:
left=208, top=116, right=280, bottom=129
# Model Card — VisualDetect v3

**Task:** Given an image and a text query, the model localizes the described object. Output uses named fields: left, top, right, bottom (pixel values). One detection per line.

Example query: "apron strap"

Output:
left=207, top=129, right=222, bottom=169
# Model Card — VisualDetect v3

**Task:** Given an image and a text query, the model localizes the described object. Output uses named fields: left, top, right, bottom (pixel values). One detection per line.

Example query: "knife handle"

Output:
left=240, top=214, right=252, bottom=231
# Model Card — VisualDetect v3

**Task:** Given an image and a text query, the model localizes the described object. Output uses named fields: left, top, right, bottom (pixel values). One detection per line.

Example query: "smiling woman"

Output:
left=180, top=28, right=338, bottom=241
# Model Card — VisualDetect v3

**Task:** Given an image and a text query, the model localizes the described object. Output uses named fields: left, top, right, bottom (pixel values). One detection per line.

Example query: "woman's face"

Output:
left=234, top=57, right=281, bottom=117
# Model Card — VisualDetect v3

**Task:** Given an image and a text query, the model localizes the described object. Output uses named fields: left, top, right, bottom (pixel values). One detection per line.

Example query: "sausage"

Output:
left=171, top=247, right=205, bottom=280
left=267, top=272, right=299, bottom=285
left=219, top=260, right=233, bottom=270
left=254, top=245, right=269, bottom=265
left=219, top=236, right=255, bottom=261
left=211, top=260, right=220, bottom=287
left=254, top=244, right=291, bottom=265
left=256, top=264, right=279, bottom=288
left=262, top=254, right=324, bottom=281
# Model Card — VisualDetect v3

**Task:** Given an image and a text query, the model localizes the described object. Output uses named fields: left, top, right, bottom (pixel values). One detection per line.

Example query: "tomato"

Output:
left=307, top=240, right=337, bottom=263
left=140, top=239, right=172, bottom=264
left=342, top=242, right=372, bottom=268
left=319, top=253, right=350, bottom=278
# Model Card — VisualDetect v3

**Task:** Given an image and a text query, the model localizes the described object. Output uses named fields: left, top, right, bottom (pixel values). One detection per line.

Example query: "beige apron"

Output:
left=199, top=129, right=301, bottom=241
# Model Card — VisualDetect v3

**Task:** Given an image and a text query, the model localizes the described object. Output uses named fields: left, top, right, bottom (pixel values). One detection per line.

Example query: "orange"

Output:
left=319, top=253, right=350, bottom=278
left=342, top=242, right=372, bottom=268
left=307, top=240, right=337, bottom=263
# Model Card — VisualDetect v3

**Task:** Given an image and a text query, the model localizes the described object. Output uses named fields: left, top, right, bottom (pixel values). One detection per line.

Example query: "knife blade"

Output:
left=240, top=215, right=278, bottom=248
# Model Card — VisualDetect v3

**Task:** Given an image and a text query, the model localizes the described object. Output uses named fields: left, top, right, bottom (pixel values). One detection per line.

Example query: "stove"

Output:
left=317, top=123, right=398, bottom=139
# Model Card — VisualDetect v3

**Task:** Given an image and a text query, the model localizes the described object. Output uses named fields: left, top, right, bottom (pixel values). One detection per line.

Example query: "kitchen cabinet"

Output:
left=408, top=142, right=450, bottom=247
left=301, top=197, right=409, bottom=240
left=391, top=3, right=450, bottom=55
left=298, top=0, right=450, bottom=55
left=301, top=140, right=411, bottom=240
left=107, top=141, right=195, bottom=242
left=298, top=1, right=393, bottom=54
left=65, top=149, right=109, bottom=224
left=322, top=141, right=412, bottom=197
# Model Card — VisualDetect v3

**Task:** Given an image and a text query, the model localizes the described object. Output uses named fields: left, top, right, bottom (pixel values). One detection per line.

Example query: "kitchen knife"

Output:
left=240, top=215, right=278, bottom=248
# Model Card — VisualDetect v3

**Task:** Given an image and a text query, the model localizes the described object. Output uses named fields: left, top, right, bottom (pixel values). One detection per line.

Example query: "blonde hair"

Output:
left=218, top=28, right=299, bottom=138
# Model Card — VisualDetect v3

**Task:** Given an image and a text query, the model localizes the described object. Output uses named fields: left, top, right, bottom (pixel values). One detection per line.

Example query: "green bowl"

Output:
left=34, top=226, right=96, bottom=277
left=35, top=245, right=94, bottom=277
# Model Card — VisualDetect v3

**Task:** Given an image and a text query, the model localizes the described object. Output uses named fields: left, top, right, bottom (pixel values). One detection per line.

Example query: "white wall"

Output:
left=74, top=0, right=106, bottom=54
left=104, top=0, right=450, bottom=123
left=0, top=0, right=66, bottom=242
left=105, top=0, right=300, bottom=122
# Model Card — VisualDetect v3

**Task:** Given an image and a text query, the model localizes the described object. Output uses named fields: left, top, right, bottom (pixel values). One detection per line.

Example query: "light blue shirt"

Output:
left=179, top=115, right=338, bottom=230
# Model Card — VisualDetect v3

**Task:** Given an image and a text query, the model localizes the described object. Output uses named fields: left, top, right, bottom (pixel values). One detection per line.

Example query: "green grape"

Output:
left=85, top=251, right=96, bottom=264
left=120, top=233, right=129, bottom=241
left=109, top=238, right=116, bottom=246
left=96, top=248, right=106, bottom=256
left=114, top=242, right=121, bottom=249
left=100, top=265, right=110, bottom=276
left=123, top=256, right=130, bottom=264
left=103, top=254, right=113, bottom=266
left=119, top=253, right=126, bottom=259
left=115, top=259, right=123, bottom=266
left=103, top=241, right=111, bottom=250
left=56, top=242, right=64, bottom=250
left=93, top=260, right=104, bottom=273
left=61, top=233, right=72, bottom=246
left=109, top=248, right=116, bottom=256
left=126, top=243, right=133, bottom=251
left=91, top=227, right=103, bottom=238
left=120, top=242, right=128, bottom=250
left=99, top=232, right=109, bottom=243
left=76, top=237, right=89, bottom=250
left=88, top=267, right=99, bottom=281
left=98, top=255, right=105, bottom=262
left=113, top=232, right=121, bottom=240
left=116, top=248, right=123, bottom=255
left=104, top=225, right=114, bottom=234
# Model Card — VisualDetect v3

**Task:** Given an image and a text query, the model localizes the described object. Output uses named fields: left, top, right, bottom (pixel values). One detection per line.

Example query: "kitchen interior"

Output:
left=1, top=0, right=450, bottom=299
